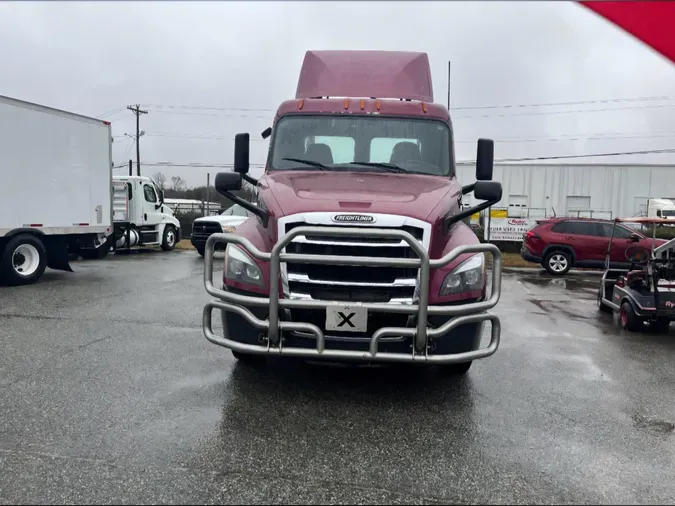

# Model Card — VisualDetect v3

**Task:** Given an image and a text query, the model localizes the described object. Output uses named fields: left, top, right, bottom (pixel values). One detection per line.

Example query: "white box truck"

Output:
left=0, top=95, right=114, bottom=285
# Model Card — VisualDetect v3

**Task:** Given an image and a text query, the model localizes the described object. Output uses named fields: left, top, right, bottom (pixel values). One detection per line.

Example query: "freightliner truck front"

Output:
left=202, top=50, right=503, bottom=374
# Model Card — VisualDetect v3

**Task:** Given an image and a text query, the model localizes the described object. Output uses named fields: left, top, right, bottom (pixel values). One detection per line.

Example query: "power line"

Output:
left=126, top=130, right=675, bottom=144
left=453, top=102, right=675, bottom=120
left=141, top=101, right=675, bottom=121
left=460, top=148, right=675, bottom=164
left=116, top=148, right=675, bottom=171
left=141, top=94, right=675, bottom=114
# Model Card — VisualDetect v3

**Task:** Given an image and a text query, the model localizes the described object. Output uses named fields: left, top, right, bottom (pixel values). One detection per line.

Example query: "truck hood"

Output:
left=194, top=215, right=247, bottom=227
left=261, top=171, right=457, bottom=221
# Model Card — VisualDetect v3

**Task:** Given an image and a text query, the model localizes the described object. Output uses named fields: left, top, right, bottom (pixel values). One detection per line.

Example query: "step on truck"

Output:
left=202, top=50, right=504, bottom=372
left=0, top=95, right=115, bottom=285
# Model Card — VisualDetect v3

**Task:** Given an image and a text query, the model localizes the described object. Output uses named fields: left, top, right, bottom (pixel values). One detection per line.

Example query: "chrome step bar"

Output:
left=202, top=226, right=502, bottom=364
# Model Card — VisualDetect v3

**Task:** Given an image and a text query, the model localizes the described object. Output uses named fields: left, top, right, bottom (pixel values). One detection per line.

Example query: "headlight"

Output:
left=222, top=225, right=236, bottom=233
left=224, top=244, right=264, bottom=287
left=439, top=253, right=485, bottom=296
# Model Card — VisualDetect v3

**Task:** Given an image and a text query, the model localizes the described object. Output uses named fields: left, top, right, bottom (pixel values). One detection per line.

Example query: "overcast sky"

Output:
left=1, top=1, right=674, bottom=188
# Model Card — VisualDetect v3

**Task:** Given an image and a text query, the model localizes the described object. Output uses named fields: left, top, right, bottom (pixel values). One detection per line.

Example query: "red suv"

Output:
left=521, top=217, right=666, bottom=275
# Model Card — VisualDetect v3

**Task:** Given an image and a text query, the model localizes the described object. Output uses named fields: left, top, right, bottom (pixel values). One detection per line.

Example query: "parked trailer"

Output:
left=0, top=95, right=113, bottom=285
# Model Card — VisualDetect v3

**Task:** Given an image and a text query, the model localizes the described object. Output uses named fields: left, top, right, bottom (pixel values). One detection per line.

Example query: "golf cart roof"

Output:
left=615, top=217, right=675, bottom=224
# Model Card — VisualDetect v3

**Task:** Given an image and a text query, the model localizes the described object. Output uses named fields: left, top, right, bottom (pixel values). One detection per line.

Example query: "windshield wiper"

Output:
left=347, top=161, right=409, bottom=173
left=281, top=157, right=331, bottom=171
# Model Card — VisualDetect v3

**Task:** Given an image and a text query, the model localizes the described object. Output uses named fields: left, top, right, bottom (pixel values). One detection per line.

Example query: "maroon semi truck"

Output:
left=202, top=50, right=503, bottom=374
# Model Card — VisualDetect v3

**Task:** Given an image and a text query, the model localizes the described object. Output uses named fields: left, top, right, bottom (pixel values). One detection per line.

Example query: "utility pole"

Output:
left=447, top=61, right=451, bottom=110
left=127, top=105, right=148, bottom=176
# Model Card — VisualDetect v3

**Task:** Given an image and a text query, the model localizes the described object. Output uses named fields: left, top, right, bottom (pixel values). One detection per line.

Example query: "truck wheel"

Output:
left=544, top=250, right=572, bottom=276
left=441, top=361, right=473, bottom=375
left=161, top=226, right=177, bottom=251
left=619, top=301, right=641, bottom=332
left=0, top=234, right=47, bottom=286
left=196, top=245, right=205, bottom=257
left=232, top=350, right=266, bottom=366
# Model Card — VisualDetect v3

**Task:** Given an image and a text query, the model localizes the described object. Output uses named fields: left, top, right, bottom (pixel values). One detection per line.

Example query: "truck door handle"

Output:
left=144, top=213, right=147, bottom=221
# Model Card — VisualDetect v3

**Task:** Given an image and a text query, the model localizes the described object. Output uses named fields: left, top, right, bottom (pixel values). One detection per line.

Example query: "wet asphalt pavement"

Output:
left=1, top=250, right=674, bottom=505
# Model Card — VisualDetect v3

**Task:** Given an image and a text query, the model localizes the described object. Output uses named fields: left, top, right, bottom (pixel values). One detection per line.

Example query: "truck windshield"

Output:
left=268, top=115, right=453, bottom=176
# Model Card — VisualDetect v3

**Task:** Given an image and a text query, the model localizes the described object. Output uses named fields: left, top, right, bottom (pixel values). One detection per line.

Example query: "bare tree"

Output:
left=152, top=171, right=167, bottom=189
left=170, top=176, right=187, bottom=192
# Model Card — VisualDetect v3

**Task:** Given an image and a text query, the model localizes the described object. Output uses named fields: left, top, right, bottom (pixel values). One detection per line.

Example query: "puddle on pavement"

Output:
left=518, top=273, right=598, bottom=298
left=632, top=414, right=675, bottom=435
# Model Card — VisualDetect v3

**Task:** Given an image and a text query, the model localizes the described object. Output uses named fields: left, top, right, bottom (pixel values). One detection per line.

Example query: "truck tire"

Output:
left=161, top=226, right=177, bottom=251
left=543, top=250, right=572, bottom=276
left=0, top=234, right=47, bottom=286
left=441, top=361, right=473, bottom=375
left=196, top=244, right=205, bottom=257
left=618, top=301, right=641, bottom=332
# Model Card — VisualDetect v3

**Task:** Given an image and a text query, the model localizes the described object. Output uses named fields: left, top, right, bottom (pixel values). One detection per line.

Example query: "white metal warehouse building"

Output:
left=456, top=162, right=675, bottom=220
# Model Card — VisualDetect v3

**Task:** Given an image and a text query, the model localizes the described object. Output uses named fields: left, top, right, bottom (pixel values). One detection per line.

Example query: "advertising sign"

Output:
left=485, top=217, right=536, bottom=242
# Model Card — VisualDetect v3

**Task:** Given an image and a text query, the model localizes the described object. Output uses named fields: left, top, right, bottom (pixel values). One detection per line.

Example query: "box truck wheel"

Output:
left=161, top=226, right=177, bottom=251
left=0, top=234, right=47, bottom=286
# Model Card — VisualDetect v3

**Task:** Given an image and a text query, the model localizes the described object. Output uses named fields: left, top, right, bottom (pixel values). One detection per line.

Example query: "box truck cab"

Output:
left=110, top=175, right=181, bottom=252
left=201, top=50, right=504, bottom=374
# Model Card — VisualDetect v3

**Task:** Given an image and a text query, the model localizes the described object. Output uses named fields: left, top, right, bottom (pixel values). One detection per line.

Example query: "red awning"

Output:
left=580, top=1, right=675, bottom=64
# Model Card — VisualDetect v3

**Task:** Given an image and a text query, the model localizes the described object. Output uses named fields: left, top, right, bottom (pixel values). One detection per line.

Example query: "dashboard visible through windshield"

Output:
left=268, top=115, right=453, bottom=176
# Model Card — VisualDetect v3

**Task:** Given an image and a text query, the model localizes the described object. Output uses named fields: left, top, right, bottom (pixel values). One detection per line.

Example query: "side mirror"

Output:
left=475, top=138, right=494, bottom=181
left=215, top=172, right=242, bottom=193
left=234, top=133, right=250, bottom=174
left=629, top=234, right=641, bottom=243
left=261, top=127, right=272, bottom=140
left=474, top=181, right=502, bottom=202
left=158, top=189, right=164, bottom=203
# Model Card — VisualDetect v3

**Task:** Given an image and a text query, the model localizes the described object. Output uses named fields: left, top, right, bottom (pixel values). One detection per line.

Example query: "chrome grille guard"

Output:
left=202, top=226, right=502, bottom=364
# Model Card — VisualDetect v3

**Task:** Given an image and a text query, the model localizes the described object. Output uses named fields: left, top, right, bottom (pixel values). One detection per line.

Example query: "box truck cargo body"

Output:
left=0, top=95, right=113, bottom=285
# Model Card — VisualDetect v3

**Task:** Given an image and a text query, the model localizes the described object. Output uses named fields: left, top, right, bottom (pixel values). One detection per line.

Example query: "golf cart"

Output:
left=597, top=217, right=675, bottom=332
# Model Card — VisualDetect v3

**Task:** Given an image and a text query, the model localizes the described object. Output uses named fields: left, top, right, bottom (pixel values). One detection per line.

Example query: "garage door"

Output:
left=566, top=196, right=591, bottom=214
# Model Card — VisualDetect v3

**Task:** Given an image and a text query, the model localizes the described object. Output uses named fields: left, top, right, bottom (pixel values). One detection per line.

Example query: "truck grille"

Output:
left=284, top=223, right=424, bottom=303
left=192, top=222, right=222, bottom=236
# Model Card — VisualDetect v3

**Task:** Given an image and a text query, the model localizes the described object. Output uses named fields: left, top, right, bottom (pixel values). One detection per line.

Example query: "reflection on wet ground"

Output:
left=1, top=252, right=674, bottom=504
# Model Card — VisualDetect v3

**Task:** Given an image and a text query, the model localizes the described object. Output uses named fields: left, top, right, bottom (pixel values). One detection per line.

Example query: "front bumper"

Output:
left=202, top=226, right=502, bottom=364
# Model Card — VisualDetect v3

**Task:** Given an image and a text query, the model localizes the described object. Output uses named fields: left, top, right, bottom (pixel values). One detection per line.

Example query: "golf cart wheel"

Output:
left=597, top=287, right=612, bottom=314
left=0, top=234, right=47, bottom=286
left=544, top=250, right=572, bottom=276
left=161, top=225, right=177, bottom=251
left=619, top=301, right=641, bottom=332
left=232, top=350, right=266, bottom=366
left=651, top=319, right=671, bottom=334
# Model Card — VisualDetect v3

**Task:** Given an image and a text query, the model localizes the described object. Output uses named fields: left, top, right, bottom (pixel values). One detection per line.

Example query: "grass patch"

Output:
left=490, top=252, right=534, bottom=268
left=175, top=239, right=195, bottom=250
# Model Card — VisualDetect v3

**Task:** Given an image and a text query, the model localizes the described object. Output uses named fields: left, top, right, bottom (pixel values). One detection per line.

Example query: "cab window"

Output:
left=143, top=184, right=157, bottom=203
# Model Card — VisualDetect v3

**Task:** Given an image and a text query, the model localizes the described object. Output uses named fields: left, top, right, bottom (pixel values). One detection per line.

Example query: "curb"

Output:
left=498, top=266, right=604, bottom=276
